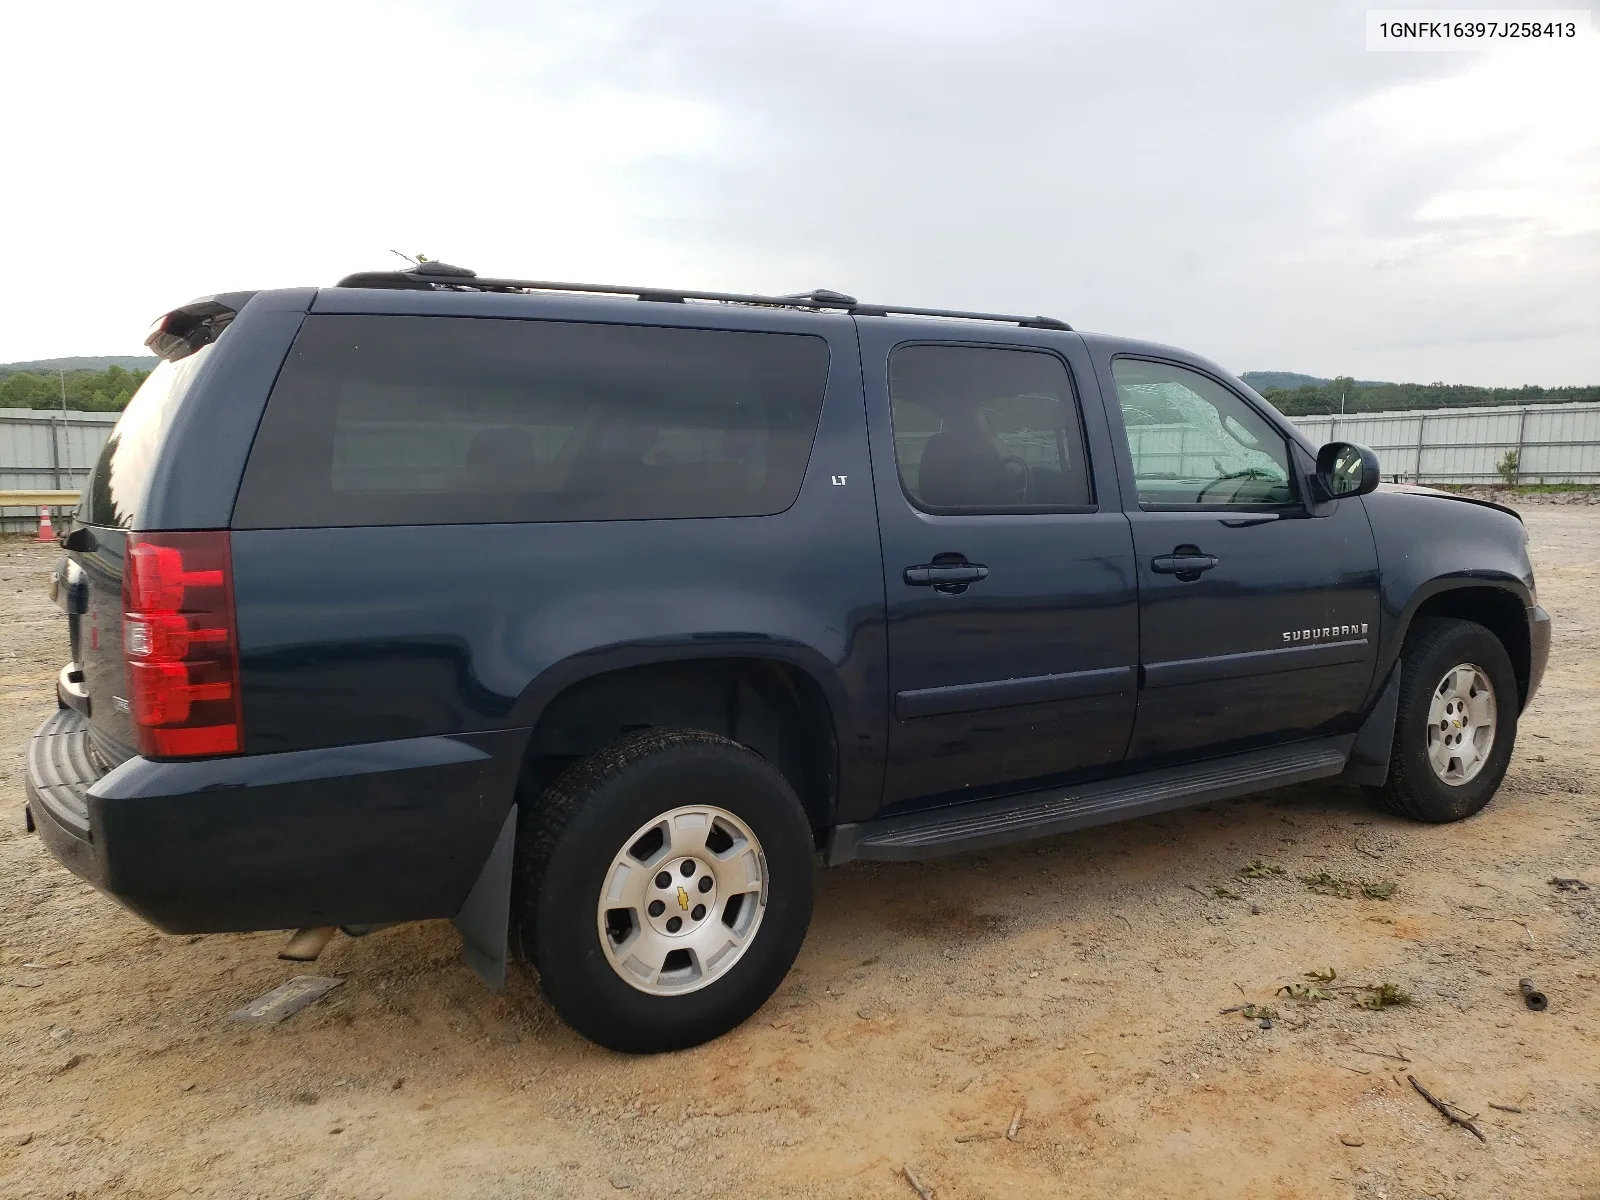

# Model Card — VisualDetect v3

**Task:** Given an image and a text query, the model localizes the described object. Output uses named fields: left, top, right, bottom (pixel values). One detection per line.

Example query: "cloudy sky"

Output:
left=1, top=1, right=1595, bottom=384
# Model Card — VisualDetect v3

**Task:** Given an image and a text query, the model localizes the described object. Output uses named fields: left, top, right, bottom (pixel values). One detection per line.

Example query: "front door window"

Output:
left=1111, top=359, right=1295, bottom=508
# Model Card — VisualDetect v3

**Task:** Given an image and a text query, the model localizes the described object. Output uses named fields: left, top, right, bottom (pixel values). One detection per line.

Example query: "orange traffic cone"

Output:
left=37, top=506, right=54, bottom=543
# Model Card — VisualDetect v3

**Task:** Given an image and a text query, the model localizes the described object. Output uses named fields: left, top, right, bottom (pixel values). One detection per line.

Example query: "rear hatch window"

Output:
left=232, top=315, right=831, bottom=528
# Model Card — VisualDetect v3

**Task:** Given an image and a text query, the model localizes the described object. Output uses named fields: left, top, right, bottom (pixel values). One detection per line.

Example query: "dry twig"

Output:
left=1409, top=1075, right=1487, bottom=1143
left=903, top=1165, right=934, bottom=1199
left=1488, top=1103, right=1523, bottom=1114
left=1342, top=1044, right=1411, bottom=1063
left=1007, top=1103, right=1026, bottom=1142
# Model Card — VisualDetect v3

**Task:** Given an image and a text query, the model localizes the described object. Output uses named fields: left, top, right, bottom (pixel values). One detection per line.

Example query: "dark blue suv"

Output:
left=25, top=264, right=1550, bottom=1051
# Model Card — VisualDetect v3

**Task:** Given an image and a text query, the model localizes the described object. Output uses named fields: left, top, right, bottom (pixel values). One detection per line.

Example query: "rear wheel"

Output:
left=1377, top=617, right=1518, bottom=823
left=512, top=728, right=814, bottom=1053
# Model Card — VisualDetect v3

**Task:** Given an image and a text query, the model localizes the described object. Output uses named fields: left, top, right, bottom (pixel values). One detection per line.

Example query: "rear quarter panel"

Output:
left=229, top=301, right=888, bottom=822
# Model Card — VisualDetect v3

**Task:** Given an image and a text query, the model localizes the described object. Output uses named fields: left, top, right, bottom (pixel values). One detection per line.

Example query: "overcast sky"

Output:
left=1, top=1, right=1595, bottom=383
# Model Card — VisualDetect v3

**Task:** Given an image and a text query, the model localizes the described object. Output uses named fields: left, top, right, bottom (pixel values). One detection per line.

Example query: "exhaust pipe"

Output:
left=278, top=926, right=337, bottom=962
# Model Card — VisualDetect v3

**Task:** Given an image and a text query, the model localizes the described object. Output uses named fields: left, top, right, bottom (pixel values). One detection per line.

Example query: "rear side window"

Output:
left=233, top=316, right=831, bottom=528
left=888, top=344, right=1092, bottom=513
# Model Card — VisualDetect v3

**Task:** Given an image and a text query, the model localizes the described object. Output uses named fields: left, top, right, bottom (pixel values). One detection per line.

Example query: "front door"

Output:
left=1099, top=354, right=1381, bottom=763
left=861, top=324, right=1140, bottom=812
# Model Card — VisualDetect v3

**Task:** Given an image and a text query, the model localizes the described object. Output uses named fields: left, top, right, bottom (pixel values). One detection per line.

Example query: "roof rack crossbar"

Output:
left=333, top=268, right=1072, bottom=331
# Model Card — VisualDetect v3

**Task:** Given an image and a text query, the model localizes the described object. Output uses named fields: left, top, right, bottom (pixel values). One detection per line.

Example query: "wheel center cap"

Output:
left=644, top=856, right=717, bottom=937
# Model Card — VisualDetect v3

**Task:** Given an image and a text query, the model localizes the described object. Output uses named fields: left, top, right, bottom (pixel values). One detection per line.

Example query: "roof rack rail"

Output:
left=333, top=265, right=1071, bottom=331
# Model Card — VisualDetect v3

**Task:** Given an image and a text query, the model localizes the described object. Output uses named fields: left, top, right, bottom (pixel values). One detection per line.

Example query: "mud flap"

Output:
left=452, top=805, right=516, bottom=990
left=1340, top=666, right=1400, bottom=787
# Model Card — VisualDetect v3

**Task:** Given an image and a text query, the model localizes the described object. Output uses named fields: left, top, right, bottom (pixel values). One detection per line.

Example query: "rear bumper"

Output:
left=1527, top=604, right=1550, bottom=707
left=24, top=707, right=525, bottom=934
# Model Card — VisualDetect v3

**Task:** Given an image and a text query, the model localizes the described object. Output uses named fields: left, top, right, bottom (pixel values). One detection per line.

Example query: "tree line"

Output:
left=1254, top=376, right=1600, bottom=417
left=0, top=364, right=150, bottom=411
left=1, top=363, right=1596, bottom=418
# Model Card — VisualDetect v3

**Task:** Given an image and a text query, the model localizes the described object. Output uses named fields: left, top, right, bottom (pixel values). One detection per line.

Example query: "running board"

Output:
left=826, top=737, right=1352, bottom=864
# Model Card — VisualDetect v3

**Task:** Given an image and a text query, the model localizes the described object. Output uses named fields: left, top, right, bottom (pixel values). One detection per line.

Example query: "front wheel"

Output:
left=1376, top=617, right=1519, bottom=823
left=512, top=728, right=815, bottom=1053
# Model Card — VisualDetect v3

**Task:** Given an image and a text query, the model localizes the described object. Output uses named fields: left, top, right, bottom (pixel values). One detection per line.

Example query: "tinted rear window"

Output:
left=232, top=315, right=831, bottom=528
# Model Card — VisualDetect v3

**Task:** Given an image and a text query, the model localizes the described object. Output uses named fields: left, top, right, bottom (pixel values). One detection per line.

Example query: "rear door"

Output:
left=858, top=320, right=1139, bottom=812
left=1096, top=352, right=1380, bottom=763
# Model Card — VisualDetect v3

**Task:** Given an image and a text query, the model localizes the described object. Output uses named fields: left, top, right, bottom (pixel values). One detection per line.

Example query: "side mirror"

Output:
left=1312, top=441, right=1380, bottom=501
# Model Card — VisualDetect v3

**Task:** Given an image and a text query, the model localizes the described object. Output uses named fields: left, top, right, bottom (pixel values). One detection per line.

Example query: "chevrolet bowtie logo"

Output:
left=677, top=886, right=690, bottom=911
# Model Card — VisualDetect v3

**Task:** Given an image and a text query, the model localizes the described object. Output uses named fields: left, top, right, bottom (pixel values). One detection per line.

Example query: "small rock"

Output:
left=674, top=1135, right=694, bottom=1152
left=49, top=1027, right=72, bottom=1044
left=13, top=979, right=42, bottom=989
left=52, top=1054, right=83, bottom=1075
left=329, top=1125, right=344, bottom=1135
left=856, top=1007, right=873, bottom=1021
left=1250, top=903, right=1261, bottom=915
left=9, top=1132, right=32, bottom=1147
left=181, top=1082, right=195, bottom=1093
left=390, top=1077, right=404, bottom=1090
left=610, top=1169, right=637, bottom=1190
left=1340, top=1134, right=1364, bottom=1147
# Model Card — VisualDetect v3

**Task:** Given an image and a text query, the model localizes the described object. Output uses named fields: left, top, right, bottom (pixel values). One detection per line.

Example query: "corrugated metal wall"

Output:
left=1291, top=401, right=1600, bottom=484
left=2, top=399, right=1597, bottom=534
left=0, top=409, right=118, bottom=531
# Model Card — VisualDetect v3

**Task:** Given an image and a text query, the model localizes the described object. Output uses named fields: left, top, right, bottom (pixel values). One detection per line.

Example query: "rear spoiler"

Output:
left=144, top=291, right=258, bottom=363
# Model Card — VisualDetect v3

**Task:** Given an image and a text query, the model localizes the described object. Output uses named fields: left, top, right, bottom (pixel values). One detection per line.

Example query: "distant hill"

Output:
left=0, top=355, right=158, bottom=377
left=1242, top=371, right=1391, bottom=391
left=1, top=359, right=155, bottom=411
left=1242, top=372, right=1600, bottom=416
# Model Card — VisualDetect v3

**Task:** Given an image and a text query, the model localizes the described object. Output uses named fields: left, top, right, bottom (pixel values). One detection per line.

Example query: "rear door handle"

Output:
left=1151, top=552, right=1218, bottom=578
left=904, top=563, right=989, bottom=588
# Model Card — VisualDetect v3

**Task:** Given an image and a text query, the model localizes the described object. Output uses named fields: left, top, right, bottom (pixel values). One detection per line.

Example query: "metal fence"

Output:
left=3, top=398, right=1598, bottom=534
left=1292, top=401, right=1600, bottom=485
left=0, top=409, right=117, bottom=532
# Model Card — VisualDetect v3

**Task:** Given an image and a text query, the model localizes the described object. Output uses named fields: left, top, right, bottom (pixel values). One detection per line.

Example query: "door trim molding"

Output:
left=895, top=664, right=1133, bottom=719
left=1144, top=637, right=1369, bottom=690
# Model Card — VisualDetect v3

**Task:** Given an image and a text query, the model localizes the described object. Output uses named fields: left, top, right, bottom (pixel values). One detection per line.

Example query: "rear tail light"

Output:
left=123, top=531, right=243, bottom=758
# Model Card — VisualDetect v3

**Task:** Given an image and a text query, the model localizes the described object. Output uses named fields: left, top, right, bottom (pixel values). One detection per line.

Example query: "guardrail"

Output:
left=0, top=490, right=80, bottom=507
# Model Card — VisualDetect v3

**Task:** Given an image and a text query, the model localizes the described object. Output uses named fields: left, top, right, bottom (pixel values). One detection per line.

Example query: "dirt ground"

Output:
left=2, top=504, right=1597, bottom=1200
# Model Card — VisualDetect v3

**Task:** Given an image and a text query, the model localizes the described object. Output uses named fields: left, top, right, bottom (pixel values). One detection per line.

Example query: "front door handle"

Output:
left=905, top=562, right=989, bottom=591
left=1151, top=548, right=1218, bottom=581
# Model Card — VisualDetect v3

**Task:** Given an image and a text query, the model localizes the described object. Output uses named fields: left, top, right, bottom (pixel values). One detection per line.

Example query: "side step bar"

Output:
left=826, top=736, right=1352, bottom=864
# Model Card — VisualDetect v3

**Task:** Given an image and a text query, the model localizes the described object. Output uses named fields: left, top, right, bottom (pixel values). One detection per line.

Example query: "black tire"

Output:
left=512, top=728, right=815, bottom=1053
left=1376, top=617, right=1518, bottom=823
